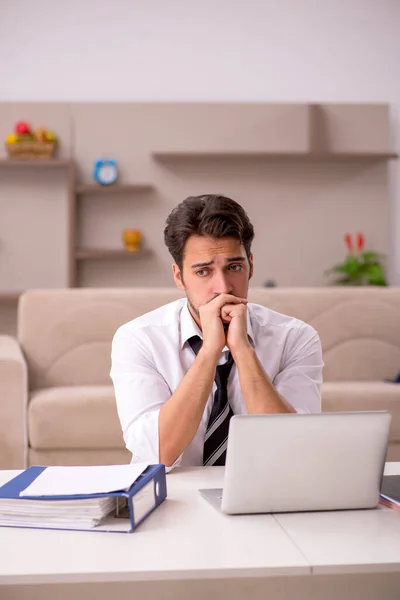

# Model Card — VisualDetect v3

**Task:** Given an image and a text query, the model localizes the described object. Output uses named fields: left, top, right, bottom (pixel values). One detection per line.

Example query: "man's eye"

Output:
left=196, top=269, right=209, bottom=277
left=230, top=264, right=243, bottom=271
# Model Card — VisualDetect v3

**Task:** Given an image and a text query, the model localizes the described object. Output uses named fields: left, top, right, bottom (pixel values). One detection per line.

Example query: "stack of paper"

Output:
left=0, top=496, right=117, bottom=529
left=380, top=475, right=400, bottom=511
left=0, top=463, right=149, bottom=530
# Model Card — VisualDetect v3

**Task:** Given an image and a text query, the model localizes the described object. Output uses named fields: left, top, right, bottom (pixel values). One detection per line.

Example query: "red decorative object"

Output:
left=14, top=121, right=31, bottom=135
left=356, top=232, right=365, bottom=252
left=344, top=233, right=353, bottom=253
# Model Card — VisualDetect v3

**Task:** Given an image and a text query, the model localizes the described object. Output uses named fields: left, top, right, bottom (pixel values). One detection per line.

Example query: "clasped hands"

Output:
left=198, top=294, right=250, bottom=358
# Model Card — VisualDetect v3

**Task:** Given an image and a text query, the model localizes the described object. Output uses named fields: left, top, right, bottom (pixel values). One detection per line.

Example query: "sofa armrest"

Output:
left=0, top=335, right=28, bottom=469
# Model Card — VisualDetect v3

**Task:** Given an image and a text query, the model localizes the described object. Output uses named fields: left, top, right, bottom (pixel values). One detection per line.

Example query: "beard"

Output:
left=187, top=296, right=201, bottom=320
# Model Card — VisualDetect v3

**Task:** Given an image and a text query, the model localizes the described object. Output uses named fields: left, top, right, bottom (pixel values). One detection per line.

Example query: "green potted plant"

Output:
left=326, top=232, right=387, bottom=286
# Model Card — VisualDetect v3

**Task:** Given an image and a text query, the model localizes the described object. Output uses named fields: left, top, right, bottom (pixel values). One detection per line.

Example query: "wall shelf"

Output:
left=152, top=151, right=398, bottom=161
left=75, top=249, right=149, bottom=260
left=0, top=159, right=72, bottom=168
left=308, top=152, right=398, bottom=161
left=76, top=183, right=154, bottom=194
left=152, top=151, right=306, bottom=159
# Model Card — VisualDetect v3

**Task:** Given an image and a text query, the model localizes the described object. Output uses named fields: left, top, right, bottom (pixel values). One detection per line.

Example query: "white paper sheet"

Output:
left=19, top=463, right=149, bottom=497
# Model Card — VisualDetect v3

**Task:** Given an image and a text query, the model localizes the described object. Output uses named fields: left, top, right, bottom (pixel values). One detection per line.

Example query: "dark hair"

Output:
left=164, top=194, right=255, bottom=269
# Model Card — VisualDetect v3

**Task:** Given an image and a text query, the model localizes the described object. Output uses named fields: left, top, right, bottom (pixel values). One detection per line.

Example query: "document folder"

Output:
left=0, top=464, right=166, bottom=533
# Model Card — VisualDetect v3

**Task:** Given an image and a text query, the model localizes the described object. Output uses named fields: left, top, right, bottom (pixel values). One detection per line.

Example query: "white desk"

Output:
left=0, top=464, right=399, bottom=600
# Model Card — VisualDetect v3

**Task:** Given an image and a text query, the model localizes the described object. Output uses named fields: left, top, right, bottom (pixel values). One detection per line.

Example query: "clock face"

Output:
left=99, top=164, right=117, bottom=184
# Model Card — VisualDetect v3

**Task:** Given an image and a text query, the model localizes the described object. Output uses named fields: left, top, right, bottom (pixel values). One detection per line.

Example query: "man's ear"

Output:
left=248, top=253, right=254, bottom=280
left=172, top=263, right=185, bottom=291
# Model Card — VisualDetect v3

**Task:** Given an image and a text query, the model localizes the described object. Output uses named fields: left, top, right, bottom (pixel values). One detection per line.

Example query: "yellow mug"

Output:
left=123, top=229, right=142, bottom=251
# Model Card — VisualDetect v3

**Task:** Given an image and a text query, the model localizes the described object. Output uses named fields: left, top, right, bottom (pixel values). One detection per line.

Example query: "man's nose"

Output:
left=213, top=272, right=233, bottom=295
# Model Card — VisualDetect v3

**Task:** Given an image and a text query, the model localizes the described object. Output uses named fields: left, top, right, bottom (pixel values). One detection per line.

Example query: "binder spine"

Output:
left=129, top=466, right=167, bottom=531
left=128, top=495, right=135, bottom=531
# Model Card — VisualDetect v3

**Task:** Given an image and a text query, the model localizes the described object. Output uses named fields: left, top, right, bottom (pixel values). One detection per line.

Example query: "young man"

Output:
left=110, top=194, right=323, bottom=468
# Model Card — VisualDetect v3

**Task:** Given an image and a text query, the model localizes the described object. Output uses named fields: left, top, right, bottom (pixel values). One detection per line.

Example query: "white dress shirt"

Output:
left=110, top=298, right=323, bottom=467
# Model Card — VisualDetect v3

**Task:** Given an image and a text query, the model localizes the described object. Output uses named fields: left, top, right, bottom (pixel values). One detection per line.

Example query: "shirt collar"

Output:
left=180, top=300, right=255, bottom=350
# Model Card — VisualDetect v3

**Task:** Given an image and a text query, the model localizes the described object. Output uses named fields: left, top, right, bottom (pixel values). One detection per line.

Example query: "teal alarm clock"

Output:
left=93, top=159, right=119, bottom=185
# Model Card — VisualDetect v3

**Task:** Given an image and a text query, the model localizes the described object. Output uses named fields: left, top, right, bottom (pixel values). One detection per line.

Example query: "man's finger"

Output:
left=221, top=303, right=247, bottom=318
left=208, top=294, right=248, bottom=308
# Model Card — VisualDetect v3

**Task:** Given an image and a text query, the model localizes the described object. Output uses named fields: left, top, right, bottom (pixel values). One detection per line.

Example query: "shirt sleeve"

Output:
left=272, top=323, right=324, bottom=414
left=110, top=326, right=182, bottom=468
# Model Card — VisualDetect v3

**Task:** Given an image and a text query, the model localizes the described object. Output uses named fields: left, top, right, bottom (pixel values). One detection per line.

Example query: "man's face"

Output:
left=172, top=235, right=253, bottom=323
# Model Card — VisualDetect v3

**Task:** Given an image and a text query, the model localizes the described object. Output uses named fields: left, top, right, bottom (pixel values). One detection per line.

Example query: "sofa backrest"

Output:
left=18, top=287, right=400, bottom=389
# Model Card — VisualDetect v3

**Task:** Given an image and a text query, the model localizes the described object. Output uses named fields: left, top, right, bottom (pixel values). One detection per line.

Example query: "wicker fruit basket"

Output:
left=5, top=120, right=58, bottom=160
left=6, top=141, right=56, bottom=159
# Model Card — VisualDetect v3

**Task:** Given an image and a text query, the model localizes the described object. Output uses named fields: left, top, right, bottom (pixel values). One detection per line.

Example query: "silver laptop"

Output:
left=199, top=411, right=391, bottom=514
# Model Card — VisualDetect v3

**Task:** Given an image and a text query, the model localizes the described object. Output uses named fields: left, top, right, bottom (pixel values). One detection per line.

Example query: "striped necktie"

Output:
left=188, top=335, right=235, bottom=466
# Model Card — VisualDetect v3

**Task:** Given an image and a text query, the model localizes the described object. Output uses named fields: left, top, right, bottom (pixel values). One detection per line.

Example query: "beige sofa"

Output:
left=1, top=287, right=400, bottom=469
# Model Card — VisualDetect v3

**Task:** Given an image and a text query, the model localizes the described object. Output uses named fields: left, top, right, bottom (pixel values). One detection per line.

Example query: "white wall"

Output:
left=1, top=0, right=399, bottom=282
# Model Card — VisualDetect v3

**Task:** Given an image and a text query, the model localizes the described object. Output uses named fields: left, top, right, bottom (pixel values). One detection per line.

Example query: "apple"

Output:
left=15, top=121, right=31, bottom=135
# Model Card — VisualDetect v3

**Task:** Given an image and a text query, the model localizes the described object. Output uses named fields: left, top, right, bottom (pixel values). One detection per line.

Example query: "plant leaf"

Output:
left=360, top=263, right=387, bottom=285
left=345, top=256, right=361, bottom=275
left=332, top=265, right=353, bottom=274
left=362, top=251, right=380, bottom=262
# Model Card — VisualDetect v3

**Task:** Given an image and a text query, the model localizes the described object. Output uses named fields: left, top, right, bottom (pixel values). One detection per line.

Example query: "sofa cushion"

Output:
left=28, top=386, right=124, bottom=450
left=322, top=381, right=400, bottom=442
left=29, top=448, right=131, bottom=467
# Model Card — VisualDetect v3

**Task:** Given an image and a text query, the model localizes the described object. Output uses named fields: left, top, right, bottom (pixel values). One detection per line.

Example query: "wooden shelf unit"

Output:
left=0, top=101, right=397, bottom=306
left=0, top=162, right=152, bottom=300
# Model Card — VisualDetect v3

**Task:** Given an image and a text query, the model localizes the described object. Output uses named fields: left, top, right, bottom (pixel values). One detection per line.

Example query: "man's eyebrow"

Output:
left=226, top=256, right=246, bottom=263
left=191, top=260, right=214, bottom=269
left=190, top=256, right=246, bottom=269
